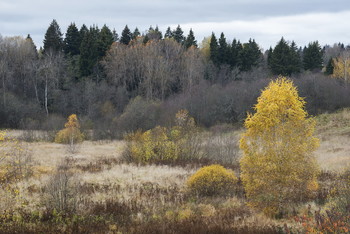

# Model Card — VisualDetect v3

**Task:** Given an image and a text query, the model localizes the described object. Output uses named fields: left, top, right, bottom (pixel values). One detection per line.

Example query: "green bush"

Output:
left=186, top=164, right=238, bottom=196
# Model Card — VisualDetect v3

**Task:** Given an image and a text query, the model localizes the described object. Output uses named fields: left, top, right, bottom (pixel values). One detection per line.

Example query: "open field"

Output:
left=0, top=109, right=349, bottom=233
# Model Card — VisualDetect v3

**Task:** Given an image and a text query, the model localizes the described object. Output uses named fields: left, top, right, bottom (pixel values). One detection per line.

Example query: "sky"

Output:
left=1, top=0, right=350, bottom=51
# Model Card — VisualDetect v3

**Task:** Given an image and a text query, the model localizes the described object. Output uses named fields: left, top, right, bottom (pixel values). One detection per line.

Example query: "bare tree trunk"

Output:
left=2, top=75, right=5, bottom=107
left=45, top=77, right=48, bottom=117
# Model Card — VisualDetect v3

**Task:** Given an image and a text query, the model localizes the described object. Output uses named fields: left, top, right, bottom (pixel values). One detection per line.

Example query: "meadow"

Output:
left=0, top=109, right=349, bottom=233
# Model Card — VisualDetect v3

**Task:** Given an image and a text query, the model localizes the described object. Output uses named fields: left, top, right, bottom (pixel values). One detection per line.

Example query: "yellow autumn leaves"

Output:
left=239, top=77, right=319, bottom=215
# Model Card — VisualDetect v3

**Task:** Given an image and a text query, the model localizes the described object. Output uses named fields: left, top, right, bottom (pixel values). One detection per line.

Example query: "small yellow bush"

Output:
left=128, top=126, right=178, bottom=163
left=187, top=164, right=238, bottom=196
left=55, top=114, right=84, bottom=144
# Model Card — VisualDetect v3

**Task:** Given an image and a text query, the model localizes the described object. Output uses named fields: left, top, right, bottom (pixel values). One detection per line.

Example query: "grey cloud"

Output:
left=1, top=0, right=350, bottom=48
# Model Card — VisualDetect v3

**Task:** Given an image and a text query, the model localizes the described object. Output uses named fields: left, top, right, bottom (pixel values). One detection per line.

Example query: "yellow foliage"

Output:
left=186, top=164, right=238, bottom=196
left=239, top=77, right=319, bottom=215
left=331, top=57, right=350, bottom=81
left=55, top=114, right=84, bottom=144
left=129, top=126, right=178, bottom=163
left=126, top=109, right=200, bottom=163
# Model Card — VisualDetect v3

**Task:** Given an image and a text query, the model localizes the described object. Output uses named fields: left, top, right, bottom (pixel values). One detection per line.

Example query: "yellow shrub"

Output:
left=187, top=164, right=238, bottom=196
left=129, top=126, right=179, bottom=163
left=55, top=114, right=84, bottom=144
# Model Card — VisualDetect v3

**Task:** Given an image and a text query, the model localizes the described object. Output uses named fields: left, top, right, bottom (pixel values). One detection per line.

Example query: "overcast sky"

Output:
left=1, top=0, right=350, bottom=50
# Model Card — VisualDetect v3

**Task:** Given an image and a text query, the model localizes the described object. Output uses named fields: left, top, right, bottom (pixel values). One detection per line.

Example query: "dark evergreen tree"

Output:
left=79, top=26, right=100, bottom=77
left=229, top=39, right=242, bottom=68
left=120, top=25, right=132, bottom=45
left=64, top=23, right=81, bottom=56
left=98, top=25, right=114, bottom=57
left=209, top=32, right=219, bottom=65
left=289, top=41, right=302, bottom=74
left=218, top=32, right=229, bottom=64
left=268, top=38, right=302, bottom=76
left=164, top=26, right=173, bottom=39
left=43, top=19, right=63, bottom=54
left=142, top=34, right=150, bottom=44
left=239, top=39, right=262, bottom=72
left=184, top=28, right=197, bottom=49
left=325, top=57, right=334, bottom=75
left=173, top=25, right=184, bottom=44
left=112, top=28, right=119, bottom=42
left=132, top=27, right=140, bottom=40
left=303, top=41, right=324, bottom=71
left=146, top=26, right=162, bottom=41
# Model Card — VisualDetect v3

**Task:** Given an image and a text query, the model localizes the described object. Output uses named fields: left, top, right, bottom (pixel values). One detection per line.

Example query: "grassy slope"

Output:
left=314, top=108, right=350, bottom=171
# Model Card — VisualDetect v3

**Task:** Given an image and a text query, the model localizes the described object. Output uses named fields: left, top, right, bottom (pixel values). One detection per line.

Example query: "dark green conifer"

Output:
left=64, top=23, right=81, bottom=56
left=173, top=25, right=184, bottom=44
left=43, top=19, right=63, bottom=54
left=303, top=41, right=324, bottom=71
left=184, top=28, right=197, bottom=49
left=209, top=32, right=219, bottom=65
left=120, top=25, right=132, bottom=45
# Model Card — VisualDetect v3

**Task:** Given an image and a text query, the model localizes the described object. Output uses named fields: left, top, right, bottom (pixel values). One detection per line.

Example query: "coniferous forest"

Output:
left=0, top=19, right=349, bottom=139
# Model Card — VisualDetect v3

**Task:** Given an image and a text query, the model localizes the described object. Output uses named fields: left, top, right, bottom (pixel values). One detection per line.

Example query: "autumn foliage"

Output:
left=55, top=114, right=84, bottom=144
left=187, top=164, right=238, bottom=196
left=125, top=109, right=200, bottom=164
left=239, top=77, right=319, bottom=215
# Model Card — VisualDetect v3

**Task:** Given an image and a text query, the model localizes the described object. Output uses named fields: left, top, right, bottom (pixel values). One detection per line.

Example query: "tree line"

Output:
left=0, top=19, right=349, bottom=138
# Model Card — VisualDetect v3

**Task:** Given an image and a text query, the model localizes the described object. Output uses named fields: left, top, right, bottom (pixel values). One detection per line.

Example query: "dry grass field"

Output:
left=0, top=109, right=349, bottom=233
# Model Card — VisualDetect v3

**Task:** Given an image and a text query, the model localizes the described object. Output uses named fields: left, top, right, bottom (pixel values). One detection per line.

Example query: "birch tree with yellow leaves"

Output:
left=239, top=77, right=319, bottom=216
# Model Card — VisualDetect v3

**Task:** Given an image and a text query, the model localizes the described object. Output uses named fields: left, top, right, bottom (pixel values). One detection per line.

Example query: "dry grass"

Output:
left=1, top=109, right=350, bottom=232
left=314, top=108, right=350, bottom=171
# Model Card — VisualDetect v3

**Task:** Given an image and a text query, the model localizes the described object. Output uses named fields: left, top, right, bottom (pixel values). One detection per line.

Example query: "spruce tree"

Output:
left=184, top=28, right=197, bottom=49
left=79, top=26, right=100, bottom=77
left=112, top=28, right=119, bottom=42
left=303, top=41, right=324, bottom=72
left=98, top=25, right=114, bottom=57
left=229, top=39, right=242, bottom=68
left=218, top=32, right=229, bottom=65
left=268, top=38, right=302, bottom=76
left=43, top=19, right=63, bottom=54
left=64, top=23, right=81, bottom=56
left=173, top=25, right=184, bottom=44
left=325, top=57, right=334, bottom=75
left=164, top=26, right=173, bottom=39
left=240, top=39, right=262, bottom=72
left=132, top=27, right=140, bottom=40
left=289, top=41, right=302, bottom=74
left=209, top=32, right=219, bottom=65
left=120, top=25, right=132, bottom=45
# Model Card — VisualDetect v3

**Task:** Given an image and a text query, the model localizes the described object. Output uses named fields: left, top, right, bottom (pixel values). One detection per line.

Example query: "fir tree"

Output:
left=229, top=39, right=242, bottom=68
left=43, top=19, right=63, bottom=54
left=112, top=28, right=119, bottom=42
left=218, top=32, right=229, bottom=65
left=132, top=27, right=140, bottom=40
left=79, top=26, right=100, bottom=77
left=303, top=41, right=324, bottom=72
left=325, top=57, right=334, bottom=75
left=184, top=28, right=197, bottom=49
left=173, top=25, right=184, bottom=44
left=98, top=25, right=114, bottom=57
left=64, top=23, right=81, bottom=56
left=164, top=26, right=173, bottom=39
left=209, top=32, right=219, bottom=65
left=240, top=39, right=262, bottom=72
left=268, top=38, right=301, bottom=76
left=120, top=25, right=132, bottom=45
